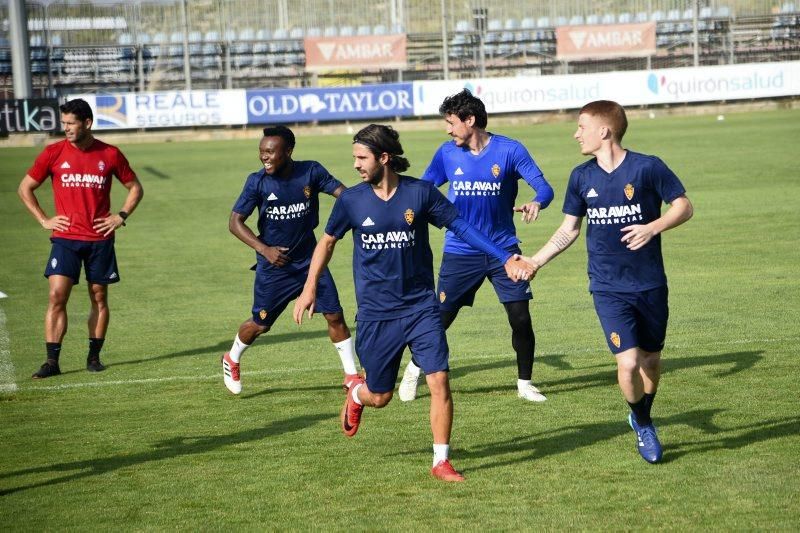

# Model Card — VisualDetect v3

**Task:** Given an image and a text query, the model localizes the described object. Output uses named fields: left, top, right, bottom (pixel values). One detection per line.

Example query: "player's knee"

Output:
left=505, top=302, right=532, bottom=331
left=323, top=312, right=347, bottom=328
left=640, top=350, right=662, bottom=369
left=370, top=390, right=393, bottom=408
left=48, top=288, right=69, bottom=306
left=615, top=349, right=639, bottom=374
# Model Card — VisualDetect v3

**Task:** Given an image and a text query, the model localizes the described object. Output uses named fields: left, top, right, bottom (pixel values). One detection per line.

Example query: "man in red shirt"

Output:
left=18, top=98, right=144, bottom=378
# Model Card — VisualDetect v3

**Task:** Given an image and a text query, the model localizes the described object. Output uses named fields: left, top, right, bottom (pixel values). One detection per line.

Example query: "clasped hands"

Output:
left=504, top=254, right=540, bottom=282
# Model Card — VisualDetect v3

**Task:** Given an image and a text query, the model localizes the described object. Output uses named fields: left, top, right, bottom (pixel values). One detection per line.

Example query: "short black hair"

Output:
left=60, top=98, right=93, bottom=122
left=439, top=89, right=488, bottom=129
left=352, top=124, right=410, bottom=173
left=262, top=125, right=296, bottom=149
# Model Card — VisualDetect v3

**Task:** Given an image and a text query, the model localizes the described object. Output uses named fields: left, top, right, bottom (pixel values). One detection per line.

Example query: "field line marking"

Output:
left=0, top=308, right=18, bottom=394
left=16, top=334, right=796, bottom=393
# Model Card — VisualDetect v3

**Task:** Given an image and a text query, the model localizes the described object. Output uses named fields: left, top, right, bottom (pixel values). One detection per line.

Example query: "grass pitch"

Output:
left=1, top=108, right=799, bottom=530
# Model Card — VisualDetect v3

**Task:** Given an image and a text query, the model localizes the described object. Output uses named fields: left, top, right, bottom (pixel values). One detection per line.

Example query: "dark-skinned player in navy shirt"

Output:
left=222, top=126, right=358, bottom=395
left=293, top=124, right=533, bottom=482
left=520, top=101, right=693, bottom=464
left=398, top=89, right=554, bottom=404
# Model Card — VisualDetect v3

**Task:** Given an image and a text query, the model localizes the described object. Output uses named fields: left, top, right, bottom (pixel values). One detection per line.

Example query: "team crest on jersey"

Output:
left=439, top=291, right=446, bottom=303
left=610, top=332, right=621, bottom=348
left=303, top=186, right=311, bottom=198
left=404, top=209, right=414, bottom=225
left=624, top=183, right=634, bottom=201
left=259, top=309, right=268, bottom=320
left=98, top=161, right=106, bottom=172
left=491, top=164, right=501, bottom=178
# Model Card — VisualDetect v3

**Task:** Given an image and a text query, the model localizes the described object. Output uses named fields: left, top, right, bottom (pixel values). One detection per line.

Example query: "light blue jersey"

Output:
left=422, top=134, right=554, bottom=255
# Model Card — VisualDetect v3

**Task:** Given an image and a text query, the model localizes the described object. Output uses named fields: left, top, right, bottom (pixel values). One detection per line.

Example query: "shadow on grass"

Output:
left=111, top=330, right=331, bottom=368
left=0, top=412, right=332, bottom=497
left=456, top=409, right=799, bottom=471
left=448, top=350, right=764, bottom=397
left=141, top=165, right=171, bottom=179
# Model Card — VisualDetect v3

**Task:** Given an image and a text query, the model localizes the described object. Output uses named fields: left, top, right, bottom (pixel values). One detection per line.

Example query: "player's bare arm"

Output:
left=228, top=211, right=290, bottom=267
left=513, top=201, right=542, bottom=223
left=18, top=175, right=71, bottom=232
left=526, top=214, right=583, bottom=272
left=94, top=177, right=144, bottom=237
left=620, top=195, right=693, bottom=251
left=293, top=233, right=338, bottom=325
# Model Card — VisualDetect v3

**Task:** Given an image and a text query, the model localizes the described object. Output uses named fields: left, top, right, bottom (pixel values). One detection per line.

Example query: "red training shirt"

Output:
left=27, top=138, right=137, bottom=241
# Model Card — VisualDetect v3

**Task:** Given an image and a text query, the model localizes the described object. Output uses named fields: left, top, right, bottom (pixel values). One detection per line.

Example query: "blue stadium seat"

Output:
left=635, top=12, right=649, bottom=23
left=600, top=13, right=615, bottom=24
left=323, top=25, right=337, bottom=37
left=356, top=25, right=371, bottom=36
left=569, top=15, right=584, bottom=25
left=536, top=16, right=550, bottom=28
left=306, top=27, right=322, bottom=38
left=554, top=16, right=568, bottom=27
left=586, top=14, right=600, bottom=25
left=651, top=10, right=665, bottom=22
left=373, top=24, right=387, bottom=35
left=520, top=17, right=535, bottom=30
left=455, top=19, right=470, bottom=32
left=339, top=25, right=354, bottom=36
left=618, top=12, right=632, bottom=23
left=504, top=18, right=519, bottom=30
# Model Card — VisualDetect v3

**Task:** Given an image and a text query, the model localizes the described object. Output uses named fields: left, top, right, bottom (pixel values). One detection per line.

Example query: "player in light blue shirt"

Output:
left=522, top=101, right=693, bottom=463
left=399, top=89, right=554, bottom=403
left=293, top=124, right=533, bottom=482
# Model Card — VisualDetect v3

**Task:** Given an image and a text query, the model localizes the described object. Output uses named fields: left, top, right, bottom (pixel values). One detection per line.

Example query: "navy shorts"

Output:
left=356, top=306, right=449, bottom=394
left=252, top=259, right=342, bottom=327
left=44, top=237, right=120, bottom=285
left=592, top=287, right=669, bottom=355
left=437, top=246, right=531, bottom=311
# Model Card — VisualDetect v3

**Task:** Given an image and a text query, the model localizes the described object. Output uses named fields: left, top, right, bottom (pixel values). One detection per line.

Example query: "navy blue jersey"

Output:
left=232, top=161, right=342, bottom=263
left=423, top=134, right=553, bottom=255
left=325, top=176, right=459, bottom=320
left=562, top=151, right=686, bottom=292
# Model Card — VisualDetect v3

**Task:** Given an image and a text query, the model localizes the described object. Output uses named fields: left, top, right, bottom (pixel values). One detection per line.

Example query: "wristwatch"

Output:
left=118, top=210, right=128, bottom=226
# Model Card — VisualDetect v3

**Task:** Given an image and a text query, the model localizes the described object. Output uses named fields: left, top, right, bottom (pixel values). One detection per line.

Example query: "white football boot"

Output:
left=517, top=382, right=547, bottom=402
left=222, top=352, right=242, bottom=395
left=398, top=362, right=421, bottom=402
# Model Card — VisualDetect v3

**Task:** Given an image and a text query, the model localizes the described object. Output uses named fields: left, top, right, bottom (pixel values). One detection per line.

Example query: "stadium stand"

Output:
left=1, top=0, right=798, bottom=95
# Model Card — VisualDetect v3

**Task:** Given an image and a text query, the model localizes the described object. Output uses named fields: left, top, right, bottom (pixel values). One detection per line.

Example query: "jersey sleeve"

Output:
left=447, top=217, right=512, bottom=264
left=311, top=162, right=343, bottom=195
left=562, top=168, right=587, bottom=217
left=324, top=194, right=353, bottom=239
left=420, top=146, right=448, bottom=187
left=512, top=142, right=554, bottom=209
left=424, top=181, right=459, bottom=228
left=232, top=174, right=261, bottom=217
left=26, top=145, right=56, bottom=182
left=112, top=148, right=137, bottom=184
left=649, top=157, right=686, bottom=203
